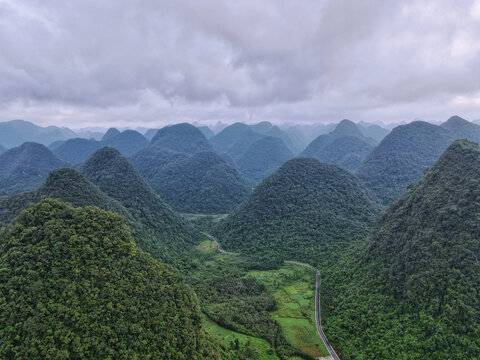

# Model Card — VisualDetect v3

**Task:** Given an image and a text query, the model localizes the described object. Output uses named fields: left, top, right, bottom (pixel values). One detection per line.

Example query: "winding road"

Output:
left=207, top=234, right=340, bottom=360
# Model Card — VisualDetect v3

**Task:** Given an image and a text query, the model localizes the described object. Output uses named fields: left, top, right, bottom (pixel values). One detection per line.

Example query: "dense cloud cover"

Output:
left=0, top=0, right=479, bottom=127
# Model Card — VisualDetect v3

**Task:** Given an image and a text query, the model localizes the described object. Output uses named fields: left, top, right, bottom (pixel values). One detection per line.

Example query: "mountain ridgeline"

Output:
left=322, top=139, right=480, bottom=359
left=132, top=123, right=250, bottom=214
left=78, top=147, right=201, bottom=264
left=301, top=119, right=376, bottom=171
left=0, top=199, right=225, bottom=359
left=0, top=142, right=68, bottom=195
left=357, top=116, right=480, bottom=205
left=214, top=157, right=380, bottom=268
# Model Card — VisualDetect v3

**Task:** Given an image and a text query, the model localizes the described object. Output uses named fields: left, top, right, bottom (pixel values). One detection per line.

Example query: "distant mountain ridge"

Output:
left=301, top=119, right=376, bottom=170
left=0, top=142, right=68, bottom=195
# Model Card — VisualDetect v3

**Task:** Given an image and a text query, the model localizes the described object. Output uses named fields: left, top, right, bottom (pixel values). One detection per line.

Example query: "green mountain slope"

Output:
left=79, top=147, right=201, bottom=263
left=0, top=168, right=126, bottom=226
left=52, top=138, right=102, bottom=165
left=146, top=151, right=250, bottom=214
left=102, top=129, right=148, bottom=157
left=0, top=198, right=225, bottom=359
left=0, top=142, right=68, bottom=195
left=236, top=136, right=294, bottom=185
left=440, top=115, right=480, bottom=143
left=151, top=123, right=213, bottom=153
left=356, top=121, right=453, bottom=204
left=301, top=119, right=375, bottom=170
left=101, top=127, right=121, bottom=141
left=214, top=157, right=379, bottom=267
left=323, top=140, right=480, bottom=359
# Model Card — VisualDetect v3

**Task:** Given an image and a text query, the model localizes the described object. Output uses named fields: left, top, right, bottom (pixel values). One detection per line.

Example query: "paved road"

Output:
left=206, top=235, right=340, bottom=359
left=284, top=261, right=341, bottom=360
left=205, top=234, right=239, bottom=255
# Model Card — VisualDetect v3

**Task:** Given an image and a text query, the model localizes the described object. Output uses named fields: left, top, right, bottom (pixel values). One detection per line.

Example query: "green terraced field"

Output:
left=248, top=264, right=329, bottom=358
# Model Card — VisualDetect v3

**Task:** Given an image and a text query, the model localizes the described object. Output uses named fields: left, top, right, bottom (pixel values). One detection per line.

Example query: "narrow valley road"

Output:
left=206, top=234, right=340, bottom=360
left=285, top=261, right=340, bottom=360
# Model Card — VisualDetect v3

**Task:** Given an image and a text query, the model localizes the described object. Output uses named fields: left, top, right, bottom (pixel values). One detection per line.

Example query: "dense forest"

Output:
left=322, top=140, right=480, bottom=359
left=214, top=157, right=380, bottom=268
left=131, top=124, right=250, bottom=214
left=0, top=199, right=226, bottom=359
left=0, top=142, right=68, bottom=195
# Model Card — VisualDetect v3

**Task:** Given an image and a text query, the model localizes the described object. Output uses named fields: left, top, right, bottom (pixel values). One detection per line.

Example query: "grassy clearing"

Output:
left=248, top=264, right=329, bottom=358
left=203, top=316, right=280, bottom=360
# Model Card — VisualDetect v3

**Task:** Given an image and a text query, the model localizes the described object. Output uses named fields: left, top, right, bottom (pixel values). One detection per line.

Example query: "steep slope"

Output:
left=223, top=129, right=265, bottom=161
left=0, top=145, right=6, bottom=154
left=214, top=157, right=379, bottom=267
left=0, top=119, right=77, bottom=147
left=210, top=122, right=252, bottom=154
left=147, top=151, right=250, bottom=214
left=79, top=147, right=201, bottom=263
left=440, top=115, right=480, bottom=143
left=197, top=125, right=214, bottom=139
left=151, top=123, right=213, bottom=153
left=0, top=142, right=68, bottom=195
left=144, top=128, right=160, bottom=141
left=0, top=199, right=225, bottom=359
left=249, top=121, right=299, bottom=153
left=323, top=140, right=480, bottom=359
left=102, top=129, right=148, bottom=157
left=53, top=138, right=102, bottom=165
left=101, top=127, right=121, bottom=141
left=236, top=136, right=294, bottom=184
left=0, top=168, right=127, bottom=226
left=357, top=121, right=453, bottom=204
left=301, top=119, right=375, bottom=170
left=358, top=122, right=390, bottom=142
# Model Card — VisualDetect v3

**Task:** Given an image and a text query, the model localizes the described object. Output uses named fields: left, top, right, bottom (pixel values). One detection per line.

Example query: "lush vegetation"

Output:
left=214, top=157, right=380, bottom=268
left=321, top=140, right=480, bottom=359
left=132, top=146, right=250, bottom=214
left=0, top=142, right=68, bottom=195
left=301, top=119, right=375, bottom=171
left=187, top=239, right=312, bottom=360
left=236, top=136, right=294, bottom=185
left=357, top=117, right=480, bottom=205
left=78, top=147, right=202, bottom=265
left=52, top=138, right=102, bottom=165
left=249, top=264, right=328, bottom=358
left=150, top=123, right=214, bottom=153
left=0, top=199, right=226, bottom=359
left=101, top=129, right=148, bottom=157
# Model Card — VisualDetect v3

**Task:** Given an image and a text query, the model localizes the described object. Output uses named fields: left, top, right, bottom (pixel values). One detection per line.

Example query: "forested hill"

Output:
left=147, top=151, right=250, bottom=214
left=322, top=139, right=480, bottom=359
left=440, top=115, right=480, bottom=142
left=236, top=136, right=294, bottom=185
left=150, top=123, right=213, bottom=153
left=0, top=142, right=68, bottom=195
left=300, top=119, right=375, bottom=170
left=0, top=168, right=127, bottom=226
left=79, top=147, right=202, bottom=264
left=357, top=121, right=453, bottom=204
left=214, top=157, right=380, bottom=268
left=0, top=199, right=226, bottom=359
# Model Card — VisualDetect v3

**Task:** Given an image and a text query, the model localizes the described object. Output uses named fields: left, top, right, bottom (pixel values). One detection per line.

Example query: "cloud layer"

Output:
left=0, top=0, right=479, bottom=127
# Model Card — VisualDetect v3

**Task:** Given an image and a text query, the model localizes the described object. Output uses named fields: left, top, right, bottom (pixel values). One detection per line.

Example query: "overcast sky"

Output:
left=0, top=0, right=479, bottom=128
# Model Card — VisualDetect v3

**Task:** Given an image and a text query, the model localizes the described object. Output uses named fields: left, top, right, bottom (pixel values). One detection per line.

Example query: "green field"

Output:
left=248, top=264, right=329, bottom=358
left=203, top=316, right=280, bottom=360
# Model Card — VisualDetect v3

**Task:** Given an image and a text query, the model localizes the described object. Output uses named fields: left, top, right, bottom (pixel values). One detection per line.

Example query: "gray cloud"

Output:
left=0, top=0, right=479, bottom=127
